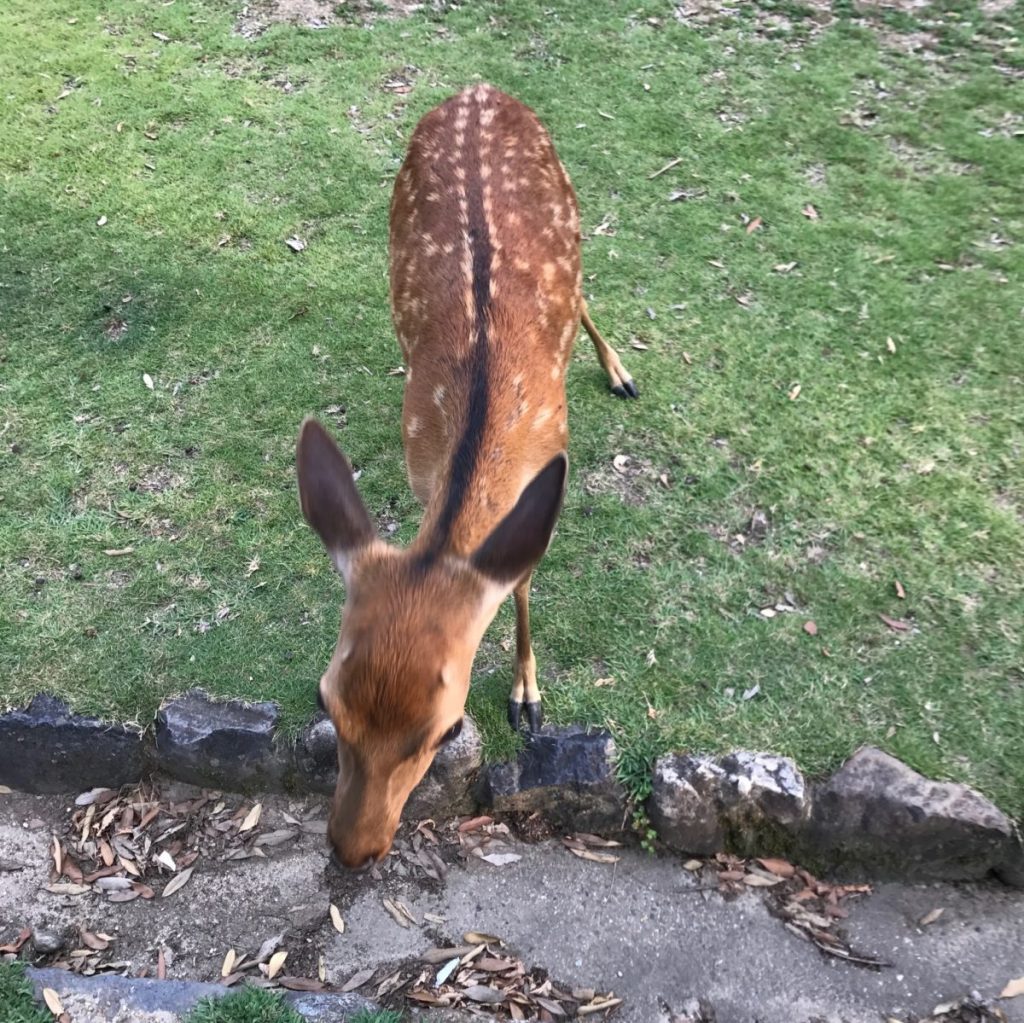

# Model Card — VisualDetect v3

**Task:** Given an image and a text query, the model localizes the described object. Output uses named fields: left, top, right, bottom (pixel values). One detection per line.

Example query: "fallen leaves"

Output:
left=694, top=852, right=885, bottom=968
left=330, top=904, right=345, bottom=934
left=284, top=236, right=306, bottom=252
left=42, top=988, right=64, bottom=1016
left=160, top=865, right=194, bottom=898
left=746, top=216, right=763, bottom=234
left=788, top=383, right=802, bottom=401
left=239, top=802, right=262, bottom=833
left=142, top=372, right=154, bottom=390
left=341, top=967, right=375, bottom=992
left=382, top=897, right=418, bottom=928
left=802, top=203, right=819, bottom=220
left=410, top=932, right=621, bottom=1018
left=895, top=579, right=906, bottom=600
left=1001, top=977, right=1024, bottom=999
left=0, top=927, right=31, bottom=954
left=803, top=620, right=818, bottom=636
left=919, top=907, right=944, bottom=927
left=879, top=613, right=911, bottom=633
left=266, top=950, right=288, bottom=980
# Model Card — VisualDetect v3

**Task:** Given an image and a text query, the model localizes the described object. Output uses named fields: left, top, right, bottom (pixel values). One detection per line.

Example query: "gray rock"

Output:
left=808, top=746, right=1022, bottom=884
left=27, top=967, right=378, bottom=1019
left=31, top=928, right=66, bottom=955
left=286, top=991, right=382, bottom=1019
left=647, top=751, right=808, bottom=857
left=477, top=726, right=626, bottom=832
left=0, top=694, right=144, bottom=794
left=293, top=714, right=338, bottom=795
left=154, top=689, right=285, bottom=791
left=295, top=713, right=482, bottom=819
left=405, top=715, right=482, bottom=820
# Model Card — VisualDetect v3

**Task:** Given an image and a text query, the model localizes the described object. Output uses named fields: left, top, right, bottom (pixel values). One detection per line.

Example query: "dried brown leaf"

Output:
left=458, top=816, right=493, bottom=833
left=161, top=865, right=194, bottom=898
left=267, top=950, right=287, bottom=979
left=894, top=579, right=906, bottom=600
left=567, top=846, right=620, bottom=865
left=756, top=857, right=796, bottom=878
left=464, top=984, right=505, bottom=1004
left=0, top=927, right=31, bottom=954
left=803, top=620, right=818, bottom=637
left=463, top=931, right=503, bottom=946
left=43, top=988, right=64, bottom=1016
left=746, top=216, right=762, bottom=234
left=382, top=898, right=411, bottom=928
left=238, top=803, right=262, bottom=832
left=879, top=613, right=910, bottom=632
left=1001, top=977, right=1024, bottom=998
left=330, top=904, right=345, bottom=934
left=743, top=873, right=782, bottom=887
left=221, top=949, right=236, bottom=978
left=340, top=967, right=375, bottom=992
left=277, top=976, right=325, bottom=992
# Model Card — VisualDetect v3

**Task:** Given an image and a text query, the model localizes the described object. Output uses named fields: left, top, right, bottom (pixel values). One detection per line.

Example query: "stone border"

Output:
left=26, top=965, right=379, bottom=1021
left=1, top=689, right=1021, bottom=887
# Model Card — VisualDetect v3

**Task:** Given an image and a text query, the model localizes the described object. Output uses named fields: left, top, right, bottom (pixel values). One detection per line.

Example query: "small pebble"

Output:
left=32, top=929, right=66, bottom=954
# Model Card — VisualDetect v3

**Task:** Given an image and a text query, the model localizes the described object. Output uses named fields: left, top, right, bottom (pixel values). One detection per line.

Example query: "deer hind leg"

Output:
left=508, top=574, right=543, bottom=733
left=581, top=301, right=638, bottom=399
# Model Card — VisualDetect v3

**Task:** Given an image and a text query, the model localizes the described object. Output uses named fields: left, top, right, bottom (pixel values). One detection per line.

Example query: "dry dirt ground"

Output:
left=3, top=784, right=1024, bottom=1023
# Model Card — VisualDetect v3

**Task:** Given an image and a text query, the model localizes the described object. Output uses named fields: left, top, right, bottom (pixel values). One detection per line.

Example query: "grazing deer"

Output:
left=297, top=83, right=636, bottom=868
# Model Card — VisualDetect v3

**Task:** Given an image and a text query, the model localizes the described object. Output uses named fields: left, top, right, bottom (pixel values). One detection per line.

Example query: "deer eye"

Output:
left=437, top=718, right=463, bottom=747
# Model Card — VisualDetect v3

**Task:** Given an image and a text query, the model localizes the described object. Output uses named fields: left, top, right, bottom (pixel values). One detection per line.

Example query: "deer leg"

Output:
left=581, top=301, right=638, bottom=399
left=508, top=574, right=543, bottom=733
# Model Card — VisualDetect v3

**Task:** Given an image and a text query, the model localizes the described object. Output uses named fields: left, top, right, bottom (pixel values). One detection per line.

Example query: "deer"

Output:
left=296, top=83, right=637, bottom=869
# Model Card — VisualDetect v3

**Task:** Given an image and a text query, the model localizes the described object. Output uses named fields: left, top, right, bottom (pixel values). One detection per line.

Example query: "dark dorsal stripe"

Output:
left=415, top=106, right=492, bottom=568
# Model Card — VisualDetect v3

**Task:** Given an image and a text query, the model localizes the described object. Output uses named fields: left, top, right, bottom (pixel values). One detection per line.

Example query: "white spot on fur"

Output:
left=434, top=384, right=446, bottom=408
left=407, top=415, right=422, bottom=437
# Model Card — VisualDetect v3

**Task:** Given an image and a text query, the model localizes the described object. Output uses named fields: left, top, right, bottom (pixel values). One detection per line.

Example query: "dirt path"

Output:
left=2, top=785, right=1022, bottom=1023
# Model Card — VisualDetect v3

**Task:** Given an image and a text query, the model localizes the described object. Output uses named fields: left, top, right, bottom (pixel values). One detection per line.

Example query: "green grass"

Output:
left=1, top=1, right=1022, bottom=815
left=0, top=962, right=50, bottom=1023
left=350, top=1012, right=402, bottom=1023
left=183, top=988, right=400, bottom=1023
left=185, top=986, right=304, bottom=1023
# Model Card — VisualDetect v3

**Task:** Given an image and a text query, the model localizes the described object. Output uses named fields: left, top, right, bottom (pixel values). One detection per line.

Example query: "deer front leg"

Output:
left=581, top=301, right=638, bottom=399
left=508, top=574, right=543, bottom=733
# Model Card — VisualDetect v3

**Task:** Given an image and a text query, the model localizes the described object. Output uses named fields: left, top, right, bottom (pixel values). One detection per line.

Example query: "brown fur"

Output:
left=297, top=84, right=634, bottom=868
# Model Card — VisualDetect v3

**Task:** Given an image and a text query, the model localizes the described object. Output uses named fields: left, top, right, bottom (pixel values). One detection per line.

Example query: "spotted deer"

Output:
left=297, top=84, right=636, bottom=868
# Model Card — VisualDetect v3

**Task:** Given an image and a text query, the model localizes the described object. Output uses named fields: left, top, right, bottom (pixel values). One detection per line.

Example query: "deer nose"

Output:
left=329, top=849, right=377, bottom=873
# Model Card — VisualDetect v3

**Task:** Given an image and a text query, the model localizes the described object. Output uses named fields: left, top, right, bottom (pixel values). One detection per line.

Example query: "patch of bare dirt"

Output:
left=235, top=0, right=433, bottom=37
left=886, top=136, right=975, bottom=177
left=580, top=454, right=668, bottom=508
left=130, top=467, right=183, bottom=494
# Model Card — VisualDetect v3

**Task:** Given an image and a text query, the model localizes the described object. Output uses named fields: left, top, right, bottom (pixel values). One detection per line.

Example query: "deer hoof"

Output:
left=524, top=701, right=543, bottom=733
left=507, top=698, right=522, bottom=732
left=507, top=699, right=544, bottom=733
left=611, top=378, right=639, bottom=399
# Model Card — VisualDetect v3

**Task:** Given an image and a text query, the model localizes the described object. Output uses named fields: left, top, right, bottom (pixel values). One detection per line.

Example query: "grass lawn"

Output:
left=1, top=0, right=1022, bottom=815
left=0, top=962, right=50, bottom=1023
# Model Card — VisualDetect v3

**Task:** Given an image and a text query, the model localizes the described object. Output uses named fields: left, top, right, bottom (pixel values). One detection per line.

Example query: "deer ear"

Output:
left=471, top=454, right=567, bottom=586
left=297, top=417, right=376, bottom=580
